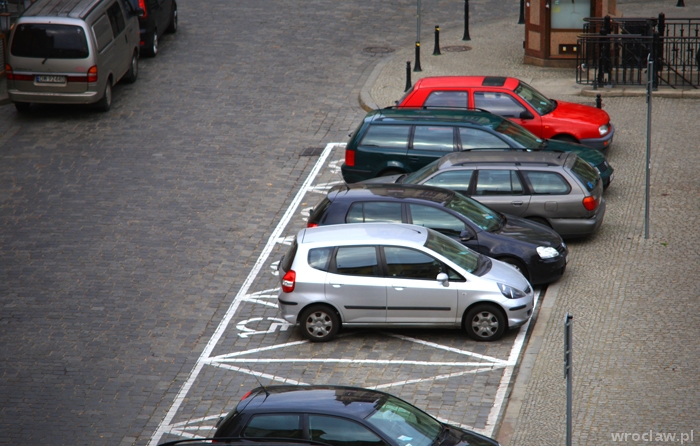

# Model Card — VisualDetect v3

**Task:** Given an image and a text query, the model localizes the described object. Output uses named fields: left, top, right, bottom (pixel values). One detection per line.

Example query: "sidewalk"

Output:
left=363, top=1, right=700, bottom=446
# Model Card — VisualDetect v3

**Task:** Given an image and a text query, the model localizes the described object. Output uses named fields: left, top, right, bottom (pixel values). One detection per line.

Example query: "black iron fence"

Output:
left=577, top=16, right=700, bottom=88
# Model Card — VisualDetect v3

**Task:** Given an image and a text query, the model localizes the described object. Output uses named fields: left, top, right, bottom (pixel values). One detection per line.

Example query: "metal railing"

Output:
left=577, top=16, right=700, bottom=88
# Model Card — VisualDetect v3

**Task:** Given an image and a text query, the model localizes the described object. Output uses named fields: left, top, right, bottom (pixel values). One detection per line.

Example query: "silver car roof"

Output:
left=299, top=223, right=428, bottom=247
left=437, top=150, right=572, bottom=169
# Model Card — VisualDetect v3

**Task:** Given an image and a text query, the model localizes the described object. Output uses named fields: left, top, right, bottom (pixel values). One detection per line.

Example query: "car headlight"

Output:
left=537, top=246, right=560, bottom=259
left=599, top=124, right=610, bottom=136
left=498, top=283, right=527, bottom=299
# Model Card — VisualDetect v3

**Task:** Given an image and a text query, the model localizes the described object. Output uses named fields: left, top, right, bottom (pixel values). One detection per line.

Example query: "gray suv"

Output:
left=277, top=223, right=533, bottom=342
left=365, top=151, right=605, bottom=239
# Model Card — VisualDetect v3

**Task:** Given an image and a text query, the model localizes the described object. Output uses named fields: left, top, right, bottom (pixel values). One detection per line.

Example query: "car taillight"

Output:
left=138, top=0, right=147, bottom=17
left=345, top=149, right=355, bottom=167
left=240, top=390, right=253, bottom=401
left=307, top=222, right=318, bottom=228
left=87, top=66, right=98, bottom=83
left=5, top=64, right=33, bottom=81
left=282, top=270, right=296, bottom=293
left=582, top=196, right=598, bottom=211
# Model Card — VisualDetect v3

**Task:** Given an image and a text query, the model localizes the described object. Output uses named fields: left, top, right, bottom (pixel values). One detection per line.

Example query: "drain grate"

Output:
left=363, top=46, right=395, bottom=54
left=442, top=45, right=472, bottom=52
left=300, top=147, right=324, bottom=157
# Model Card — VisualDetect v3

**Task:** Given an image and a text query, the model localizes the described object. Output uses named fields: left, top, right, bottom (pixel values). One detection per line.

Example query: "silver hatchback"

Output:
left=277, top=223, right=534, bottom=342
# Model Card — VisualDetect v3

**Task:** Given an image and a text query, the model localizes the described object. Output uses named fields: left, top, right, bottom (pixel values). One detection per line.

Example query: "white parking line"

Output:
left=147, top=142, right=339, bottom=446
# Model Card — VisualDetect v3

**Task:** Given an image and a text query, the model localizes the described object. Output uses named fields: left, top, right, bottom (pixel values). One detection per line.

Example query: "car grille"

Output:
left=596, top=160, right=609, bottom=174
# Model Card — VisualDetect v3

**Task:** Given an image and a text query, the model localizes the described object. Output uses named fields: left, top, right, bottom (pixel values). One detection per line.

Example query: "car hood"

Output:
left=483, top=257, right=531, bottom=292
left=543, top=139, right=606, bottom=165
left=548, top=100, right=610, bottom=125
left=443, top=424, right=500, bottom=446
left=495, top=214, right=562, bottom=247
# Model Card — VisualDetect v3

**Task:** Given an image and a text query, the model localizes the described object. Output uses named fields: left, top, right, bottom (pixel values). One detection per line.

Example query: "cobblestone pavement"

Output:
left=0, top=2, right=525, bottom=446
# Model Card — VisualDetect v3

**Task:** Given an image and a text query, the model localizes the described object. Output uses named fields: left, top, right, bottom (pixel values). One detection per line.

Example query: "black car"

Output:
left=133, top=0, right=177, bottom=57
left=307, top=184, right=567, bottom=285
left=214, top=385, right=500, bottom=446
left=160, top=438, right=333, bottom=446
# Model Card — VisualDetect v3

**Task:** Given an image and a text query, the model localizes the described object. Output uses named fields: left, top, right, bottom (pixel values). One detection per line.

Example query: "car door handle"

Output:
left=330, top=284, right=341, bottom=288
left=392, top=286, right=405, bottom=291
left=511, top=201, right=523, bottom=206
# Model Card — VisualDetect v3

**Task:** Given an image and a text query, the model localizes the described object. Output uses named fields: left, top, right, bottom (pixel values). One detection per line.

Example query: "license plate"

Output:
left=36, top=75, right=66, bottom=84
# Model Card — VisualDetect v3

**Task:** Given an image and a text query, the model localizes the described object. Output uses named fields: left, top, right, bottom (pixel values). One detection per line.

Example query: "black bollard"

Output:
left=433, top=26, right=441, bottom=55
left=462, top=0, right=471, bottom=41
left=405, top=61, right=412, bottom=92
left=518, top=0, right=525, bottom=25
left=676, top=0, right=685, bottom=6
left=414, top=42, right=422, bottom=72
left=596, top=94, right=602, bottom=109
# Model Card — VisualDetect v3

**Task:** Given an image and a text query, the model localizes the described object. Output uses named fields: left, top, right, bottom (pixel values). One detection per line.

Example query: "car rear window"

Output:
left=11, top=24, right=89, bottom=59
left=279, top=239, right=298, bottom=273
left=360, top=125, right=410, bottom=149
left=570, top=156, right=600, bottom=192
left=308, top=247, right=333, bottom=271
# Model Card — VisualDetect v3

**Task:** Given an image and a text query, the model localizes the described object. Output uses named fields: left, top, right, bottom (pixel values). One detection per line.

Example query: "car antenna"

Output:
left=253, top=373, right=270, bottom=397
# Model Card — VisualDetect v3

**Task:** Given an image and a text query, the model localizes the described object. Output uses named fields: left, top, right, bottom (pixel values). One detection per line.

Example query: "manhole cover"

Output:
left=300, top=147, right=324, bottom=157
left=442, top=45, right=472, bottom=52
left=363, top=46, right=395, bottom=54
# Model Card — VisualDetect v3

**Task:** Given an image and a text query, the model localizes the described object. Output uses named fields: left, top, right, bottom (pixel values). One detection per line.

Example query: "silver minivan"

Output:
left=277, top=223, right=534, bottom=342
left=5, top=0, right=142, bottom=112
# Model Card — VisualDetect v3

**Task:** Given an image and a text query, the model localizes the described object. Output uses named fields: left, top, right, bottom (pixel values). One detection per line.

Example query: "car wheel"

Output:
left=14, top=102, right=31, bottom=113
left=144, top=31, right=158, bottom=57
left=464, top=304, right=506, bottom=342
left=500, top=257, right=529, bottom=281
left=95, top=81, right=112, bottom=112
left=552, top=135, right=578, bottom=144
left=123, top=52, right=138, bottom=83
left=166, top=2, right=178, bottom=33
left=379, top=169, right=403, bottom=177
left=300, top=305, right=340, bottom=342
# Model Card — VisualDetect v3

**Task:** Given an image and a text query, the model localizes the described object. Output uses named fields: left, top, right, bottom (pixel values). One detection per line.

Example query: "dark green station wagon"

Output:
left=340, top=108, right=614, bottom=189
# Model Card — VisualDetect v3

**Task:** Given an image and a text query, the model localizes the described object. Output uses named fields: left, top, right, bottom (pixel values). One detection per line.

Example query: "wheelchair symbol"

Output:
left=236, top=317, right=291, bottom=338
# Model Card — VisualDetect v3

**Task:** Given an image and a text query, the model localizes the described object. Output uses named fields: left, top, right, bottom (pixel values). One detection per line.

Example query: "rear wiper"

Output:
left=433, top=427, right=451, bottom=446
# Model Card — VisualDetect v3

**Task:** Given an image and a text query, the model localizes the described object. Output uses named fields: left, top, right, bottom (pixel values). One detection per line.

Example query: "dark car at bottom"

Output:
left=213, top=385, right=500, bottom=446
left=307, top=183, right=567, bottom=285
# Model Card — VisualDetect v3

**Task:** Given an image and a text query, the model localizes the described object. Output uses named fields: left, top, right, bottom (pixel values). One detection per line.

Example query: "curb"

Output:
left=495, top=280, right=562, bottom=446
left=358, top=52, right=395, bottom=112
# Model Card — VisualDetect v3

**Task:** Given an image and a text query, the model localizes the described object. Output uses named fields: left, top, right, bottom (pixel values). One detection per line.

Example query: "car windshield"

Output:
left=514, top=82, right=555, bottom=115
left=404, top=159, right=441, bottom=184
left=365, top=395, right=442, bottom=446
left=445, top=193, right=503, bottom=232
left=424, top=229, right=480, bottom=273
left=491, top=118, right=543, bottom=149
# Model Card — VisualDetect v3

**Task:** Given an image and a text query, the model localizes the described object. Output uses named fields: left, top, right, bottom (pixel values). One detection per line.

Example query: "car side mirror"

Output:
left=436, top=272, right=449, bottom=286
left=519, top=110, right=534, bottom=120
left=460, top=229, right=475, bottom=241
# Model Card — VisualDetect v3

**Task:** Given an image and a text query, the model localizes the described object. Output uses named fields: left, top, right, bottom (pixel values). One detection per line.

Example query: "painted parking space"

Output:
left=149, top=143, right=541, bottom=445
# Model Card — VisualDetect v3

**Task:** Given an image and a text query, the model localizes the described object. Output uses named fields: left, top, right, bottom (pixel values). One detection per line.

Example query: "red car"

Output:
left=399, top=76, right=614, bottom=151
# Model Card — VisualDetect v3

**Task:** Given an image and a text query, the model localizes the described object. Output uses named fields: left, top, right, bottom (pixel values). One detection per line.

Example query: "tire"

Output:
left=123, top=52, right=138, bottom=84
left=464, top=304, right=506, bottom=342
left=14, top=102, right=31, bottom=113
left=95, top=81, right=112, bottom=112
left=299, top=305, right=340, bottom=342
left=500, top=257, right=529, bottom=281
left=552, top=135, right=578, bottom=144
left=144, top=31, right=158, bottom=57
left=166, top=2, right=178, bottom=33
left=379, top=169, right=403, bottom=177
